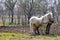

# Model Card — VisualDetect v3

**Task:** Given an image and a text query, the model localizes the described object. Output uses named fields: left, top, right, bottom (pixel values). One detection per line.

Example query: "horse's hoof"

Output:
left=33, top=34, right=37, bottom=36
left=42, top=34, right=45, bottom=35
left=31, top=34, right=36, bottom=36
left=45, top=33, right=49, bottom=35
left=38, top=34, right=40, bottom=35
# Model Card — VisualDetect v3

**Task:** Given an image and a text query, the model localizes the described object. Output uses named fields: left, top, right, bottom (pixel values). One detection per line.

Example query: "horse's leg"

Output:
left=36, top=27, right=40, bottom=35
left=45, top=23, right=52, bottom=35
left=45, top=24, right=49, bottom=34
left=34, top=26, right=37, bottom=34
left=30, top=22, right=34, bottom=34
left=33, top=25, right=37, bottom=34
left=40, top=27, right=43, bottom=35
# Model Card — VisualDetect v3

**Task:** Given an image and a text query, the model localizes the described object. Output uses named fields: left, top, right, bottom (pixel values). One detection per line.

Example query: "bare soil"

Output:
left=0, top=24, right=60, bottom=36
left=0, top=26, right=30, bottom=33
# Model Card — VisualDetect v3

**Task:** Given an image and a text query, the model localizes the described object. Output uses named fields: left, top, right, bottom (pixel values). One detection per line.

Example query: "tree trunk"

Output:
left=2, top=16, right=5, bottom=26
left=28, top=15, right=31, bottom=24
left=17, top=15, right=20, bottom=25
left=9, top=11, right=11, bottom=24
left=11, top=10, right=14, bottom=24
left=25, top=15, right=26, bottom=26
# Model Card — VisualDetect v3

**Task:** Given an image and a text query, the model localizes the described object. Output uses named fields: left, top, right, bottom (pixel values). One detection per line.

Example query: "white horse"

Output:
left=29, top=12, right=54, bottom=35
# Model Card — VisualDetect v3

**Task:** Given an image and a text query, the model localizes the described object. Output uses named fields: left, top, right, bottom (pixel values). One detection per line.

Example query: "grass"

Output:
left=0, top=22, right=9, bottom=26
left=0, top=21, right=27, bottom=26
left=0, top=21, right=21, bottom=26
left=0, top=32, right=60, bottom=40
left=0, top=15, right=27, bottom=25
left=0, top=32, right=23, bottom=40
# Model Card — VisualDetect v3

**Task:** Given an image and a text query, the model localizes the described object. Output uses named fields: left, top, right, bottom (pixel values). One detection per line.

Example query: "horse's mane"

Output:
left=40, top=12, right=53, bottom=18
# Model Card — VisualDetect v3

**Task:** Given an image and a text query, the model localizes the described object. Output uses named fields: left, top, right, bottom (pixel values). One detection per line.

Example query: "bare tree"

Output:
left=18, top=0, right=49, bottom=24
left=56, top=0, right=60, bottom=22
left=5, top=0, right=17, bottom=24
left=17, top=7, right=20, bottom=25
left=0, top=1, right=6, bottom=26
left=18, top=0, right=35, bottom=24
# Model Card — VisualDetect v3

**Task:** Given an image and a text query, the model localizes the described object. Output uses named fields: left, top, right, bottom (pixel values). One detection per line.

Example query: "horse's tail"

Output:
left=29, top=21, right=32, bottom=34
left=29, top=21, right=34, bottom=34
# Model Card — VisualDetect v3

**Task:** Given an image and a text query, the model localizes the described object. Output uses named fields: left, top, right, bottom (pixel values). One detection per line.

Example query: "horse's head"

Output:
left=51, top=20, right=54, bottom=23
left=49, top=18, right=54, bottom=24
left=47, top=12, right=54, bottom=23
left=49, top=12, right=54, bottom=19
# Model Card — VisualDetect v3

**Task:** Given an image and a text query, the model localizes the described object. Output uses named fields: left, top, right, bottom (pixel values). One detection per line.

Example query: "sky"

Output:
left=0, top=0, right=1, bottom=1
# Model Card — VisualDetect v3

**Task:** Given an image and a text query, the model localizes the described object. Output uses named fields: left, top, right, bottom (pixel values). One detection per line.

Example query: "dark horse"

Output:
left=45, top=18, right=54, bottom=35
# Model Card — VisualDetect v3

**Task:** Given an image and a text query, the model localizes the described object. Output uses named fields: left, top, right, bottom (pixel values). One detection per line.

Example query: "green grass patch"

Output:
left=0, top=22, right=3, bottom=26
left=0, top=32, right=23, bottom=40
left=0, top=32, right=60, bottom=40
left=0, top=22, right=9, bottom=26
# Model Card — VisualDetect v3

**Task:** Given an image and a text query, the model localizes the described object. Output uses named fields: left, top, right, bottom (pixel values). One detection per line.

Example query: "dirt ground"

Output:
left=0, top=24, right=60, bottom=36
left=0, top=26, right=30, bottom=33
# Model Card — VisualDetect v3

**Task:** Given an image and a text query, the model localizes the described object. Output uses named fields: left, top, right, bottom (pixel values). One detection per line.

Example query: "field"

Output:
left=0, top=25, right=60, bottom=40
left=0, top=32, right=60, bottom=40
left=0, top=16, right=60, bottom=40
left=1, top=0, right=60, bottom=39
